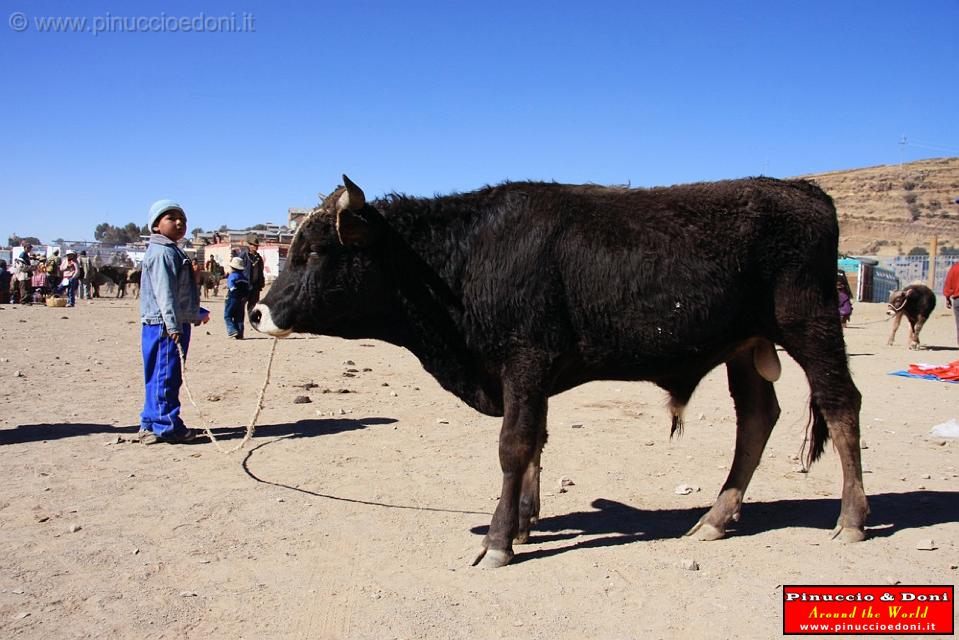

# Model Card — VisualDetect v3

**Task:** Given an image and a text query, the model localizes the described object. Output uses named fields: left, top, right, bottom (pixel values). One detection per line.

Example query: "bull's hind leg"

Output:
left=780, top=315, right=868, bottom=542
left=909, top=316, right=928, bottom=350
left=473, top=358, right=548, bottom=568
left=686, top=348, right=780, bottom=541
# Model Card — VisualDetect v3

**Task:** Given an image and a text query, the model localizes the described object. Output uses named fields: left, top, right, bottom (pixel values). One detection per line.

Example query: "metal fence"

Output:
left=877, top=255, right=959, bottom=294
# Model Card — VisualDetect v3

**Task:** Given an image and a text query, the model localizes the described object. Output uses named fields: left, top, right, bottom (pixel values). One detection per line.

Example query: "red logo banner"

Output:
left=783, top=585, right=954, bottom=635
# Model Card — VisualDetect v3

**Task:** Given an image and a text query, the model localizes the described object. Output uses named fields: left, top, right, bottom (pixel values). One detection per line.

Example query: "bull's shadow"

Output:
left=0, top=417, right=396, bottom=446
left=470, top=491, right=959, bottom=564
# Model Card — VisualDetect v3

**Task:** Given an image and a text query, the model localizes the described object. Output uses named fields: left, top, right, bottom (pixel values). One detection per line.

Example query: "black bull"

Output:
left=251, top=175, right=867, bottom=568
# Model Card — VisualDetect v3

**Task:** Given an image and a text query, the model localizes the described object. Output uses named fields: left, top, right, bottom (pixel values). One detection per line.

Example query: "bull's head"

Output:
left=250, top=175, right=393, bottom=338
left=886, top=288, right=911, bottom=316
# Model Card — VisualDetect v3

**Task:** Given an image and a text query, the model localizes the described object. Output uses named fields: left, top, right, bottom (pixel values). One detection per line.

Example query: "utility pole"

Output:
left=898, top=135, right=907, bottom=170
left=929, top=234, right=939, bottom=290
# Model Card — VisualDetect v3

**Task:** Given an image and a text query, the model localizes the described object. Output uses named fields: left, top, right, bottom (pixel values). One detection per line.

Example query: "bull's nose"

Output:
left=249, top=308, right=262, bottom=326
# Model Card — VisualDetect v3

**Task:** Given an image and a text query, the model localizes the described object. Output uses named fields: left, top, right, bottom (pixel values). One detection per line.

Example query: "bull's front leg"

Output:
left=515, top=432, right=545, bottom=545
left=887, top=313, right=903, bottom=346
left=687, top=350, right=780, bottom=541
left=474, top=366, right=547, bottom=568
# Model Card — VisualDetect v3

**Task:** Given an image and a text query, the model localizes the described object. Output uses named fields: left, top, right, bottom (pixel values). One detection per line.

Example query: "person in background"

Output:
left=47, top=249, right=61, bottom=282
left=0, top=260, right=11, bottom=304
left=205, top=254, right=222, bottom=279
left=191, top=258, right=203, bottom=287
left=138, top=199, right=210, bottom=445
left=58, top=250, right=80, bottom=307
left=943, top=260, right=959, bottom=347
left=78, top=250, right=94, bottom=300
left=837, top=270, right=853, bottom=327
left=13, top=243, right=32, bottom=304
left=31, top=256, right=49, bottom=303
left=224, top=256, right=250, bottom=339
left=244, top=237, right=265, bottom=320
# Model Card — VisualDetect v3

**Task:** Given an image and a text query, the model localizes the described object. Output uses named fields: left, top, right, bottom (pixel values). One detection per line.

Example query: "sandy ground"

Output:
left=0, top=295, right=957, bottom=639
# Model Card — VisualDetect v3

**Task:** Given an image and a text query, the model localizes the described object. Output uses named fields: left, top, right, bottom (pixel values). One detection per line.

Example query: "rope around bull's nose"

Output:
left=177, top=336, right=278, bottom=454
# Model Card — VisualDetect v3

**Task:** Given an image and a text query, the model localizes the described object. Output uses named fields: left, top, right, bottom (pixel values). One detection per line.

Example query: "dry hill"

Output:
left=796, top=157, right=959, bottom=255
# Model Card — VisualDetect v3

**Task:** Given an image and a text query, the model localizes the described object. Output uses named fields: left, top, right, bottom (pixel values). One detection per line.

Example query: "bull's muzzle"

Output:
left=250, top=303, right=293, bottom=337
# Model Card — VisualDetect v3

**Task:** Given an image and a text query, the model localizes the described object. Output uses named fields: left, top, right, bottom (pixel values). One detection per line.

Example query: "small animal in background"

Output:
left=887, top=283, right=937, bottom=349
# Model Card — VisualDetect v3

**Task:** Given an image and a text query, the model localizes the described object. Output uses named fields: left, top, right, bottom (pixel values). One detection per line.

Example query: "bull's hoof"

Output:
left=685, top=518, right=727, bottom=541
left=830, top=526, right=866, bottom=543
left=471, top=547, right=513, bottom=569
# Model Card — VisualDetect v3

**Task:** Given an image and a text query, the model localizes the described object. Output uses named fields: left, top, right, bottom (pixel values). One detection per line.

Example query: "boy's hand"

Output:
left=170, top=331, right=181, bottom=343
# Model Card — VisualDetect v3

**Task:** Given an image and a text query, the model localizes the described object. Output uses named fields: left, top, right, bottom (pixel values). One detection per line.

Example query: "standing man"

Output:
left=244, top=237, right=265, bottom=320
left=13, top=242, right=33, bottom=304
left=78, top=250, right=94, bottom=300
left=944, top=260, right=959, bottom=348
left=48, top=249, right=61, bottom=281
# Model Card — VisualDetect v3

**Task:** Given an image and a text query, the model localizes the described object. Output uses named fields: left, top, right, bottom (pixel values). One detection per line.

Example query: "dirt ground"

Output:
left=0, top=295, right=956, bottom=639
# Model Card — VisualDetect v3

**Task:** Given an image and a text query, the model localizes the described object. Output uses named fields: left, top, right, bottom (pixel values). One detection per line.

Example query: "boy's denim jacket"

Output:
left=140, top=234, right=201, bottom=334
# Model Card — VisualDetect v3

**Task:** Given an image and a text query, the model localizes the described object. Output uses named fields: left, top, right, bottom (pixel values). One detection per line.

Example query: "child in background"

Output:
left=224, top=256, right=250, bottom=339
left=139, top=199, right=210, bottom=445
left=837, top=270, right=853, bottom=327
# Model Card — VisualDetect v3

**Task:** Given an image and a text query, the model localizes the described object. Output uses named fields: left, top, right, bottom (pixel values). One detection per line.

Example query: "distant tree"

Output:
left=218, top=224, right=229, bottom=232
left=247, top=223, right=269, bottom=231
left=123, top=222, right=141, bottom=242
left=8, top=234, right=41, bottom=247
left=907, top=246, right=929, bottom=256
left=94, top=222, right=146, bottom=245
left=141, top=224, right=150, bottom=236
left=193, top=227, right=204, bottom=234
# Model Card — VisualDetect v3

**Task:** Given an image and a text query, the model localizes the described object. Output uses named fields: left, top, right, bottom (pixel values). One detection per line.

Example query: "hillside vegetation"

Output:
left=797, top=156, right=959, bottom=255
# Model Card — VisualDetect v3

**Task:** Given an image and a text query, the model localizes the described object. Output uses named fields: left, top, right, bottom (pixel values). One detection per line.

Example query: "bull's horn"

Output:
left=337, top=174, right=366, bottom=212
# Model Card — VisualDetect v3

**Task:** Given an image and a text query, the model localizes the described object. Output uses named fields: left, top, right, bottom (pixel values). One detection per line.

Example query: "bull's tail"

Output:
left=801, top=398, right=830, bottom=470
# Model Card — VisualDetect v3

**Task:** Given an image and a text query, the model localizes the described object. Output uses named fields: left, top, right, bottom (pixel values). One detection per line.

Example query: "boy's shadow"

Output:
left=0, top=417, right=396, bottom=446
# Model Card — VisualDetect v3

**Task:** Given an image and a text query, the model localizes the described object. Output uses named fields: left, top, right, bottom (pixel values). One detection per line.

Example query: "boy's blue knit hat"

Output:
left=148, top=199, right=185, bottom=231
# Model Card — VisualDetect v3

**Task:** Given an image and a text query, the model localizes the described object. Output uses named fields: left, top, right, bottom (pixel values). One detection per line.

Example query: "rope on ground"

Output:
left=178, top=337, right=278, bottom=454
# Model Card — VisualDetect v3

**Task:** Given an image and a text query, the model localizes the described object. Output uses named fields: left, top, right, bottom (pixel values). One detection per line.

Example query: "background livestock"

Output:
left=0, top=299, right=956, bottom=638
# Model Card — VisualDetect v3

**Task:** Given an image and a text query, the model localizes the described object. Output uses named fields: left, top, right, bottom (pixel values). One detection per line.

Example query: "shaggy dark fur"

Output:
left=254, top=176, right=868, bottom=566
left=886, top=283, right=937, bottom=349
left=98, top=266, right=129, bottom=298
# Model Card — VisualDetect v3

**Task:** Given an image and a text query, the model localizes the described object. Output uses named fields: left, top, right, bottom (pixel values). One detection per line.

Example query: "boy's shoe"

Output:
left=138, top=430, right=159, bottom=445
left=159, top=428, right=198, bottom=444
left=227, top=332, right=237, bottom=338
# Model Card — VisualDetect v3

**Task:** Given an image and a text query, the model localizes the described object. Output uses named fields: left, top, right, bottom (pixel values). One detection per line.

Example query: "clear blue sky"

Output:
left=2, top=0, right=957, bottom=243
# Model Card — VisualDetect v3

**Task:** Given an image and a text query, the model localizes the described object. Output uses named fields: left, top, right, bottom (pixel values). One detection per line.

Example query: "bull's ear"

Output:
left=336, top=174, right=366, bottom=213
left=335, top=208, right=373, bottom=246
left=335, top=176, right=372, bottom=246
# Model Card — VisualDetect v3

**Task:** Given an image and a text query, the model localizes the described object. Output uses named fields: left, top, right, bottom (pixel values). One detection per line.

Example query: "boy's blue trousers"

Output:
left=140, top=323, right=192, bottom=438
left=224, top=295, right=245, bottom=338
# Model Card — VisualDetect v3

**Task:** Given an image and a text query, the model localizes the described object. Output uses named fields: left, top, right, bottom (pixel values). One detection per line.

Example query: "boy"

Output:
left=139, top=200, right=209, bottom=445
left=225, top=256, right=250, bottom=339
